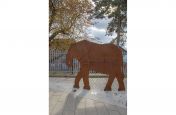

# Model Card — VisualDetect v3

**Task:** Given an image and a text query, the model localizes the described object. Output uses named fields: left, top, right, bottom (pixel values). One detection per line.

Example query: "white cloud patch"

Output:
left=92, top=18, right=112, bottom=29
left=86, top=18, right=117, bottom=43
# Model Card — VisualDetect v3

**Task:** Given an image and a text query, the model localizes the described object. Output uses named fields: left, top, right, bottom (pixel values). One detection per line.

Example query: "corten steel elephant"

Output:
left=66, top=40, right=125, bottom=91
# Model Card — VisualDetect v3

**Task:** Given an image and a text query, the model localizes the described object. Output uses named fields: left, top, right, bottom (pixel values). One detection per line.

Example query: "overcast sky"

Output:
left=86, top=18, right=117, bottom=44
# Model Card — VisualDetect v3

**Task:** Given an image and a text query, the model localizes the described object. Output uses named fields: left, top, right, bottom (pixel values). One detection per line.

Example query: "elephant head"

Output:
left=66, top=44, right=79, bottom=67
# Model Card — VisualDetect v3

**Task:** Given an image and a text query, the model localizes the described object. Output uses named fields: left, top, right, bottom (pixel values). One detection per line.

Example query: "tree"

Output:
left=92, top=0, right=127, bottom=46
left=49, top=38, right=76, bottom=51
left=49, top=0, right=93, bottom=42
left=49, top=39, right=76, bottom=63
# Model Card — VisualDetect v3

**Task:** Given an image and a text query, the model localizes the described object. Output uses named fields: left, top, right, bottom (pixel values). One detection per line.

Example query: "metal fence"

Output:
left=49, top=49, right=80, bottom=73
left=49, top=49, right=127, bottom=76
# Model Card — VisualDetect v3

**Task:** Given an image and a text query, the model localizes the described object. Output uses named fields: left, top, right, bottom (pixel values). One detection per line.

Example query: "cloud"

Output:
left=91, top=18, right=112, bottom=29
left=86, top=19, right=117, bottom=43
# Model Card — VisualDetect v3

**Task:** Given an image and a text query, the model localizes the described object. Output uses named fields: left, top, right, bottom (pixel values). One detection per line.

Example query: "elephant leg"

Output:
left=73, top=71, right=82, bottom=88
left=81, top=64, right=90, bottom=90
left=116, top=72, right=125, bottom=91
left=104, top=76, right=115, bottom=91
left=83, top=74, right=90, bottom=90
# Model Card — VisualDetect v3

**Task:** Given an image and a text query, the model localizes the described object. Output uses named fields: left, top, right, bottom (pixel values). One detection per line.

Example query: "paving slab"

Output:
left=49, top=77, right=127, bottom=115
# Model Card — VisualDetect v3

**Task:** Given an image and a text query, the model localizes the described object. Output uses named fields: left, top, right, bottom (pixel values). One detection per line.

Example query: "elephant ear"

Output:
left=77, top=41, right=90, bottom=64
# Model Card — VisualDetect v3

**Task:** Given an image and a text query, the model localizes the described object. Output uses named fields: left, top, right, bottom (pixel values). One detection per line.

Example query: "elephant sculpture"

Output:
left=66, top=40, right=125, bottom=91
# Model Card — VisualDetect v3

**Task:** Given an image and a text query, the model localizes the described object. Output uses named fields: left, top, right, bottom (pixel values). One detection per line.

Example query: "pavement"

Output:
left=49, top=77, right=127, bottom=115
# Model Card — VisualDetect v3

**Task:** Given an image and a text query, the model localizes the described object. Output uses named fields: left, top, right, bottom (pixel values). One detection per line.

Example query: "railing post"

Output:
left=71, top=59, right=74, bottom=74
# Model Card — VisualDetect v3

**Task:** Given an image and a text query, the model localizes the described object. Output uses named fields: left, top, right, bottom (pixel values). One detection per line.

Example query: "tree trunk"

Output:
left=49, top=30, right=61, bottom=42
left=116, top=5, right=121, bottom=47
